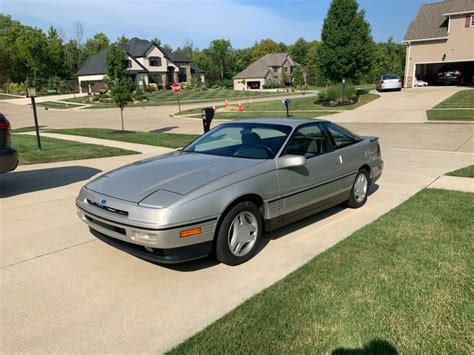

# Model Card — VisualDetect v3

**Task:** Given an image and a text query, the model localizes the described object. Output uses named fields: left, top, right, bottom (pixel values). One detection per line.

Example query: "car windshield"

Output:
left=183, top=123, right=292, bottom=159
left=382, top=74, right=399, bottom=80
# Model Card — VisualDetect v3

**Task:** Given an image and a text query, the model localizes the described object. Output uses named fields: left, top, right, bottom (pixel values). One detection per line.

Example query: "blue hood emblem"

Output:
left=100, top=199, right=107, bottom=205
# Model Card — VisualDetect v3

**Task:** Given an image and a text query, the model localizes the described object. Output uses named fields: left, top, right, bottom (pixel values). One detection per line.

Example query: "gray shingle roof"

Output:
left=233, top=53, right=295, bottom=79
left=404, top=0, right=474, bottom=41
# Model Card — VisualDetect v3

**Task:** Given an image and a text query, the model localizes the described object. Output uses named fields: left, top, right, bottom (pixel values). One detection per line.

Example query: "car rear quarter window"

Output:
left=325, top=123, right=361, bottom=149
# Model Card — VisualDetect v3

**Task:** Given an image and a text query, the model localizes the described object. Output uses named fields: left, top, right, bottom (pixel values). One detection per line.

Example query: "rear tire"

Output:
left=347, top=170, right=369, bottom=208
left=215, top=201, right=263, bottom=266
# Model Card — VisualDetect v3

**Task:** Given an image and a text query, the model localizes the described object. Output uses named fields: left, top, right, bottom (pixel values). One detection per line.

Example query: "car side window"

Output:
left=325, top=123, right=360, bottom=149
left=283, top=124, right=331, bottom=158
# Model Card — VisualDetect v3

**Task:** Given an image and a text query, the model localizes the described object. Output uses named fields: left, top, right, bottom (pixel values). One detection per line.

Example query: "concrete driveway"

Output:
left=1, top=121, right=473, bottom=352
left=332, top=86, right=468, bottom=123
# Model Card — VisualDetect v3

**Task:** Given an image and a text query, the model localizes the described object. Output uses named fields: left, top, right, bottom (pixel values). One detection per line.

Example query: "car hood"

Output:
left=86, top=151, right=262, bottom=203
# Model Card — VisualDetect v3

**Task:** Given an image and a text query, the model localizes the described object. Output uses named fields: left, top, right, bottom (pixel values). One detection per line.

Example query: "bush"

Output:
left=148, top=83, right=158, bottom=91
left=264, top=78, right=278, bottom=89
left=7, top=82, right=26, bottom=95
left=212, top=79, right=233, bottom=89
left=132, top=88, right=147, bottom=101
left=326, top=82, right=356, bottom=102
left=180, top=81, right=193, bottom=90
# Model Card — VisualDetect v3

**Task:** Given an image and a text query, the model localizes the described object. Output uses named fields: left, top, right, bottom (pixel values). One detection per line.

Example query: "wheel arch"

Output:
left=213, top=193, right=265, bottom=243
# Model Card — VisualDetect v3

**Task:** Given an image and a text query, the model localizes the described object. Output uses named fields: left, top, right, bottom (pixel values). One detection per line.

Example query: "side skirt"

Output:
left=264, top=190, right=350, bottom=232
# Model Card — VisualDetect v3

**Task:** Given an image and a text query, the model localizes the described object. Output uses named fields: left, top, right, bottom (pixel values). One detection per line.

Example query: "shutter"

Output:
left=466, top=16, right=471, bottom=28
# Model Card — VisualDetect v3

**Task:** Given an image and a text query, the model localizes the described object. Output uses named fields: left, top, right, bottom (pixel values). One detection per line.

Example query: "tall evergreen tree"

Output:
left=46, top=26, right=66, bottom=77
left=317, top=0, right=374, bottom=82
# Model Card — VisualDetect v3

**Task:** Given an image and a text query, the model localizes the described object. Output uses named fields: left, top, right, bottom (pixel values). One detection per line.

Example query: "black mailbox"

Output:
left=201, top=107, right=214, bottom=133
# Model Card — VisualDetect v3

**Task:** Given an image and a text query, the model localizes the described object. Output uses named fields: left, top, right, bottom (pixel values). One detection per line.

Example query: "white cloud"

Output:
left=1, top=0, right=322, bottom=47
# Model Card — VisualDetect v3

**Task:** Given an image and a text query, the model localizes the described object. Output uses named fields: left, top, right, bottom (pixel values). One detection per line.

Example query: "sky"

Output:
left=1, top=0, right=441, bottom=49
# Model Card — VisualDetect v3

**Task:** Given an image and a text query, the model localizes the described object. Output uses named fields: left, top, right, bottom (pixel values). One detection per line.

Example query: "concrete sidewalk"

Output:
left=429, top=175, right=474, bottom=193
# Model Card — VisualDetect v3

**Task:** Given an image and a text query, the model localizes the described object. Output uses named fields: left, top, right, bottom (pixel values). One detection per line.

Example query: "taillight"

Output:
left=0, top=119, right=11, bottom=133
left=454, top=70, right=461, bottom=76
left=437, top=72, right=443, bottom=77
left=380, top=80, right=384, bottom=84
left=398, top=79, right=401, bottom=83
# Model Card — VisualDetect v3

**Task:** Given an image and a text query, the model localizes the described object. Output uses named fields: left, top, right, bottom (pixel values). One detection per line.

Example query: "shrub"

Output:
left=148, top=83, right=158, bottom=91
left=7, top=82, right=26, bottom=95
left=326, top=82, right=356, bottom=102
left=180, top=81, right=193, bottom=90
left=212, top=79, right=233, bottom=89
left=265, top=78, right=278, bottom=89
left=132, top=88, right=147, bottom=101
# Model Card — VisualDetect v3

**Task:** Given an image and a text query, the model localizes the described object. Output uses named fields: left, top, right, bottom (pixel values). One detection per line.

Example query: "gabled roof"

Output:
left=233, top=53, right=296, bottom=79
left=76, top=37, right=191, bottom=76
left=404, top=0, right=474, bottom=42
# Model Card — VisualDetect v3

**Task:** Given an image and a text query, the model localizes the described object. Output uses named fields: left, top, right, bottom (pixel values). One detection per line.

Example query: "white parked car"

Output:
left=376, top=74, right=402, bottom=92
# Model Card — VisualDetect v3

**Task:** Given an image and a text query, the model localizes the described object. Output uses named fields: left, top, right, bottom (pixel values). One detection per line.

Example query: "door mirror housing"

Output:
left=276, top=155, right=307, bottom=169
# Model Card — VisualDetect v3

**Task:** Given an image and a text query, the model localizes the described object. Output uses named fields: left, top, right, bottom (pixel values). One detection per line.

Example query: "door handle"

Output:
left=338, top=154, right=343, bottom=164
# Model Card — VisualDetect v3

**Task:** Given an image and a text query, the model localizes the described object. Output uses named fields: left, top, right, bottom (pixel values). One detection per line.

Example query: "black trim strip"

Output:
left=77, top=204, right=218, bottom=232
left=370, top=160, right=383, bottom=167
left=268, top=171, right=357, bottom=203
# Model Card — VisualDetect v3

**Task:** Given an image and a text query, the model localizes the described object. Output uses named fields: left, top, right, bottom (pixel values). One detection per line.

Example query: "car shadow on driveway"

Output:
left=0, top=166, right=101, bottom=198
left=163, top=184, right=380, bottom=272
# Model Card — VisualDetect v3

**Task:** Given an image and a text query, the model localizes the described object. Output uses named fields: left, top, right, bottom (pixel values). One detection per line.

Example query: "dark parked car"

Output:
left=436, top=66, right=462, bottom=85
left=0, top=113, right=19, bottom=174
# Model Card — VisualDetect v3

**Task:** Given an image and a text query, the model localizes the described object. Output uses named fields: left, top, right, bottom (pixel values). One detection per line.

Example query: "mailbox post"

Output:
left=282, top=98, right=292, bottom=117
left=27, top=86, right=42, bottom=150
left=201, top=107, right=214, bottom=133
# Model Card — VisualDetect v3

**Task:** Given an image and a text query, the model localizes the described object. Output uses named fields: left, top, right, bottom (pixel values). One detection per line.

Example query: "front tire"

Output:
left=347, top=170, right=369, bottom=208
left=215, top=201, right=263, bottom=265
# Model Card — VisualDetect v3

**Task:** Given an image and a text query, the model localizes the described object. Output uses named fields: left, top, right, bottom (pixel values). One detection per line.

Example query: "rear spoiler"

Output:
left=362, top=136, right=379, bottom=143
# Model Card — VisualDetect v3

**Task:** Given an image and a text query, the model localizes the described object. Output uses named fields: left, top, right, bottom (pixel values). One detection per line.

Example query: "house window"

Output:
left=471, top=15, right=474, bottom=27
left=127, top=59, right=132, bottom=68
left=149, top=57, right=162, bottom=66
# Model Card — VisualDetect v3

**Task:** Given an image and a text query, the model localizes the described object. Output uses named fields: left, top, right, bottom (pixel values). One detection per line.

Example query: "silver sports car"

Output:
left=76, top=119, right=383, bottom=265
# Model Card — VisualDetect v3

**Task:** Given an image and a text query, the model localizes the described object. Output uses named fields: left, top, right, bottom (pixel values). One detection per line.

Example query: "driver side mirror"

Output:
left=276, top=155, right=307, bottom=169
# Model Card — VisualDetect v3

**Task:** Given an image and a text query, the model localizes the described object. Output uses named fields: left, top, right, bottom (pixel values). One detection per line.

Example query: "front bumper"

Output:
left=0, top=148, right=19, bottom=174
left=90, top=228, right=213, bottom=264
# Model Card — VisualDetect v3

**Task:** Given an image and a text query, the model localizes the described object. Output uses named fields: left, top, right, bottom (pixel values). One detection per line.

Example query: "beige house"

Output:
left=403, top=0, right=474, bottom=88
left=77, top=38, right=203, bottom=93
left=233, top=53, right=304, bottom=90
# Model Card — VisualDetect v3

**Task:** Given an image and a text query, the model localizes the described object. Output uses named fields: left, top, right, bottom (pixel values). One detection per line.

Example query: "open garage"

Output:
left=415, top=60, right=474, bottom=85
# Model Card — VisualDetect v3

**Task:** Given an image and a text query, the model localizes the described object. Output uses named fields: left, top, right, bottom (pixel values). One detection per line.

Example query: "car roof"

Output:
left=221, top=118, right=330, bottom=128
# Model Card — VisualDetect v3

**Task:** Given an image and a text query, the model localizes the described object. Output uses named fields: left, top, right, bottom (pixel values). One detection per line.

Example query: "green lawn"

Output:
left=188, top=111, right=336, bottom=120
left=13, top=134, right=138, bottom=165
left=169, top=188, right=473, bottom=354
left=0, top=94, right=22, bottom=100
left=434, top=90, right=474, bottom=108
left=35, top=101, right=85, bottom=109
left=62, top=89, right=307, bottom=108
left=426, top=110, right=474, bottom=121
left=178, top=93, right=379, bottom=118
left=47, top=128, right=199, bottom=148
left=447, top=164, right=474, bottom=178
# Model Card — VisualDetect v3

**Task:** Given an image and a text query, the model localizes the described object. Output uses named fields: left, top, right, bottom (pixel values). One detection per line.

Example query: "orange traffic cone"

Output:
left=224, top=99, right=230, bottom=110
left=237, top=102, right=244, bottom=112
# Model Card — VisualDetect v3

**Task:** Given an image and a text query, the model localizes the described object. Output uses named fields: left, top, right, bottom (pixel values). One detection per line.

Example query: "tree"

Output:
left=83, top=32, right=110, bottom=63
left=116, top=35, right=129, bottom=44
left=317, top=0, right=374, bottom=82
left=292, top=67, right=305, bottom=87
left=289, top=38, right=310, bottom=65
left=175, top=38, right=195, bottom=60
left=207, top=39, right=232, bottom=80
left=104, top=45, right=134, bottom=131
left=251, top=39, right=280, bottom=62
left=46, top=26, right=66, bottom=77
